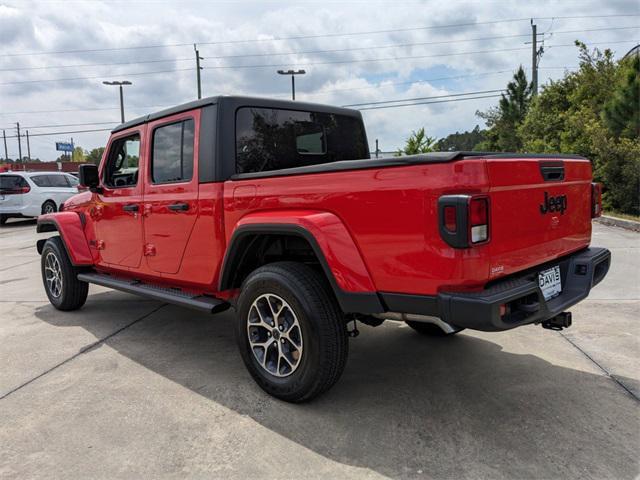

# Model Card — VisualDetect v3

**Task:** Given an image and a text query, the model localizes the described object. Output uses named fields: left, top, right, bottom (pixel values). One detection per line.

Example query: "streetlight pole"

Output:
left=277, top=69, right=306, bottom=100
left=103, top=80, right=132, bottom=123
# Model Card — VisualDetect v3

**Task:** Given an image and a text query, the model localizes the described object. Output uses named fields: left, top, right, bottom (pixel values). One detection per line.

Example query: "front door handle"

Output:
left=168, top=203, right=189, bottom=212
left=123, top=204, right=139, bottom=212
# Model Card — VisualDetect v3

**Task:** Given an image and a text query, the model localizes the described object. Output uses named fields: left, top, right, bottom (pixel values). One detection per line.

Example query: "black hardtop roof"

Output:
left=111, top=95, right=363, bottom=133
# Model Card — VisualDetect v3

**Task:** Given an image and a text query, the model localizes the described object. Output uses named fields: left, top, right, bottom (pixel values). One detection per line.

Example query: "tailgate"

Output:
left=486, top=157, right=592, bottom=278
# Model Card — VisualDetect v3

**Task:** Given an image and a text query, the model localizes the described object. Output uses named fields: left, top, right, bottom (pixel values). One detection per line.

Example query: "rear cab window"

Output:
left=235, top=107, right=368, bottom=174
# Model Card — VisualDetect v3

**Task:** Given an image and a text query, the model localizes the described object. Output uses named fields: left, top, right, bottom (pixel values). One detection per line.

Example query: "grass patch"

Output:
left=604, top=210, right=640, bottom=222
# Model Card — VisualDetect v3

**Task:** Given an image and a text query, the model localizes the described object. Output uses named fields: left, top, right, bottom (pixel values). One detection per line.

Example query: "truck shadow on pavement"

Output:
left=35, top=293, right=639, bottom=479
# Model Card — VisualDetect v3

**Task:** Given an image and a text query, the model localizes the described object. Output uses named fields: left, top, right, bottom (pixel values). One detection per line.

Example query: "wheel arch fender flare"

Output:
left=36, top=212, right=93, bottom=266
left=220, top=210, right=384, bottom=314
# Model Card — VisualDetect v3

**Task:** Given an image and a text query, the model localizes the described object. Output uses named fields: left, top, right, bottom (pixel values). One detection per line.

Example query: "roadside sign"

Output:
left=56, top=142, right=74, bottom=152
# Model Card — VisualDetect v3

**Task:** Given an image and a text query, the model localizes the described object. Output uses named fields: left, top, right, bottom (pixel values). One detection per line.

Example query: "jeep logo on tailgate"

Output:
left=540, top=192, right=567, bottom=215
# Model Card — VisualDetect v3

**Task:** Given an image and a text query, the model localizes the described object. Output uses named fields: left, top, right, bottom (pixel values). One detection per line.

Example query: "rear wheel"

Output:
left=406, top=321, right=465, bottom=336
left=236, top=261, right=348, bottom=402
left=41, top=236, right=89, bottom=311
left=41, top=201, right=57, bottom=215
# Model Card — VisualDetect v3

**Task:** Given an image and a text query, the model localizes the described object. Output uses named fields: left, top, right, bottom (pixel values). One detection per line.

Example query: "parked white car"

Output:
left=0, top=171, right=80, bottom=225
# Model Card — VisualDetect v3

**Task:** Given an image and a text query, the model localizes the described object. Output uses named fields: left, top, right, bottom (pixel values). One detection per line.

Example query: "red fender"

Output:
left=228, top=210, right=376, bottom=292
left=36, top=212, right=93, bottom=265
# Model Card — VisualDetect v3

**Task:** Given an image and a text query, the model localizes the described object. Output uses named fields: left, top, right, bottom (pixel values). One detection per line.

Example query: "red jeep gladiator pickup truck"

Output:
left=37, top=96, right=611, bottom=402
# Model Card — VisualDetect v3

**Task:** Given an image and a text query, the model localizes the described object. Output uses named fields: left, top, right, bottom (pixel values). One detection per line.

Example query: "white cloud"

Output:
left=0, top=0, right=637, bottom=159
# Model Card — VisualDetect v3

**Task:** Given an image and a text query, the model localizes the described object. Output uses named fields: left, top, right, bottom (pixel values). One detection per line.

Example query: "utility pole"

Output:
left=2, top=129, right=7, bottom=161
left=26, top=130, right=31, bottom=161
left=531, top=20, right=538, bottom=96
left=194, top=44, right=203, bottom=99
left=16, top=122, right=22, bottom=162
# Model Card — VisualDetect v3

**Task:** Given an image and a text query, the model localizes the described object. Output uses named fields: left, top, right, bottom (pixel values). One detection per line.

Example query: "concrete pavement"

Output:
left=0, top=220, right=638, bottom=479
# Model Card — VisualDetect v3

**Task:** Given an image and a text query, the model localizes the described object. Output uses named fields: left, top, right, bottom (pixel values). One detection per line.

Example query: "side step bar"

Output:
left=77, top=272, right=230, bottom=314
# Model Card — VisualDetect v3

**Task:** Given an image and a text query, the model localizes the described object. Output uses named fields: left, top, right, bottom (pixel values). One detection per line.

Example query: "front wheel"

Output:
left=236, top=262, right=348, bottom=402
left=41, top=236, right=89, bottom=311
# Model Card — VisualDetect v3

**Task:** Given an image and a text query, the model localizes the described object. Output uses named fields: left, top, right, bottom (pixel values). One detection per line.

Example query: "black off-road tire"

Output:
left=236, top=261, right=348, bottom=402
left=41, top=236, right=89, bottom=311
left=41, top=200, right=57, bottom=215
left=406, top=321, right=464, bottom=336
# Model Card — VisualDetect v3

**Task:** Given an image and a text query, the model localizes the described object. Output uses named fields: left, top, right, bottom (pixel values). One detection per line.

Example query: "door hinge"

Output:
left=89, top=239, right=105, bottom=250
left=144, top=244, right=156, bottom=256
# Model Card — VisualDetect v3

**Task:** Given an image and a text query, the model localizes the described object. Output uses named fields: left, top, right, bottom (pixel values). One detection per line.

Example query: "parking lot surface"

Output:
left=0, top=220, right=638, bottom=479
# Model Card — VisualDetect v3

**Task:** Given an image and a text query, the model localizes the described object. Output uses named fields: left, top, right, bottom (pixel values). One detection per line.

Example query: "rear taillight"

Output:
left=591, top=182, right=602, bottom=218
left=438, top=195, right=490, bottom=248
left=0, top=186, right=30, bottom=195
left=469, top=197, right=489, bottom=244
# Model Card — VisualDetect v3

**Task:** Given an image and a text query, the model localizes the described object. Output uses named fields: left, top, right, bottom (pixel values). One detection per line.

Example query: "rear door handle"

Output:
left=168, top=202, right=189, bottom=212
left=123, top=204, right=139, bottom=212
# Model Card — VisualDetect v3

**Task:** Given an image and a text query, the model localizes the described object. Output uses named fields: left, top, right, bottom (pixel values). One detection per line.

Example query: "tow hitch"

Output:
left=541, top=312, right=572, bottom=331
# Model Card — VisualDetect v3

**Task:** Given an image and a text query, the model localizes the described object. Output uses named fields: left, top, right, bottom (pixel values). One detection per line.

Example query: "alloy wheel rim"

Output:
left=44, top=252, right=63, bottom=298
left=247, top=293, right=303, bottom=377
left=44, top=204, right=54, bottom=213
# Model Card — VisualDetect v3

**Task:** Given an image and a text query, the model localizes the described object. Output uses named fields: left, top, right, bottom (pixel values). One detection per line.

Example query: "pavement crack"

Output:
left=559, top=331, right=639, bottom=403
left=0, top=304, right=166, bottom=401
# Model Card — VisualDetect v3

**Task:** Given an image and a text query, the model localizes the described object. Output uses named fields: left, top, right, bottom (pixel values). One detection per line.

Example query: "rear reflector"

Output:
left=0, top=186, right=30, bottom=195
left=444, top=206, right=457, bottom=232
left=591, top=182, right=602, bottom=218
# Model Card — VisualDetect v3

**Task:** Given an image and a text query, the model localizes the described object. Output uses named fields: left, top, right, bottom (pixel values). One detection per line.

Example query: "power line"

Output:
left=0, top=67, right=196, bottom=86
left=355, top=93, right=504, bottom=110
left=0, top=58, right=193, bottom=73
left=1, top=26, right=635, bottom=74
left=2, top=14, right=637, bottom=58
left=0, top=103, right=172, bottom=116
left=5, top=128, right=113, bottom=139
left=201, top=26, right=639, bottom=61
left=341, top=89, right=505, bottom=107
left=201, top=41, right=636, bottom=71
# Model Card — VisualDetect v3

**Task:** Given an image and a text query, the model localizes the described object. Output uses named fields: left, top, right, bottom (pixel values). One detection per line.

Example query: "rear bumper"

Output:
left=381, top=247, right=611, bottom=332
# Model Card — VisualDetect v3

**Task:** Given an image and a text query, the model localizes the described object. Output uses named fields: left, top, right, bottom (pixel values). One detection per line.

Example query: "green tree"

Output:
left=71, top=146, right=85, bottom=163
left=396, top=127, right=437, bottom=156
left=603, top=55, right=640, bottom=139
left=435, top=125, right=487, bottom=151
left=520, top=42, right=639, bottom=215
left=476, top=66, right=533, bottom=151
left=85, top=147, right=106, bottom=165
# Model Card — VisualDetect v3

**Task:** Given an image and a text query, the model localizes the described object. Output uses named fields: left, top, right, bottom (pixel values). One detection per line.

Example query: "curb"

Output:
left=595, top=215, right=640, bottom=233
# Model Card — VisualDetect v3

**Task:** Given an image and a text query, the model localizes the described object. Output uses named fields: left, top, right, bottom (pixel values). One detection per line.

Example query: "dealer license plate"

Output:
left=539, top=265, right=562, bottom=300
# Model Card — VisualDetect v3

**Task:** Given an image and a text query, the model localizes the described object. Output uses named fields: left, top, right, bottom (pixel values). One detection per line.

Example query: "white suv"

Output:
left=0, top=171, right=80, bottom=225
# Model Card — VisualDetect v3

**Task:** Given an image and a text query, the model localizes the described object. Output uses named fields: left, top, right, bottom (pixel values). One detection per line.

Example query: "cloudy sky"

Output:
left=1, top=0, right=638, bottom=161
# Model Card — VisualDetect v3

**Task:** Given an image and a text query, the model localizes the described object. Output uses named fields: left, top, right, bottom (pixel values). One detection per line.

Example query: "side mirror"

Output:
left=78, top=164, right=101, bottom=193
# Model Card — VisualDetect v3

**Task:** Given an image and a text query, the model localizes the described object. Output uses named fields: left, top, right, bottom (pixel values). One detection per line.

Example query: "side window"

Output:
left=48, top=175, right=70, bottom=188
left=104, top=134, right=141, bottom=188
left=151, top=119, right=194, bottom=184
left=30, top=175, right=50, bottom=187
left=66, top=175, right=79, bottom=187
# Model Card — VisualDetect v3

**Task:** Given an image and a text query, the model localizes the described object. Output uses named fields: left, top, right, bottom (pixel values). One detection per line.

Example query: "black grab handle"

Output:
left=168, top=203, right=189, bottom=211
left=122, top=204, right=139, bottom=212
